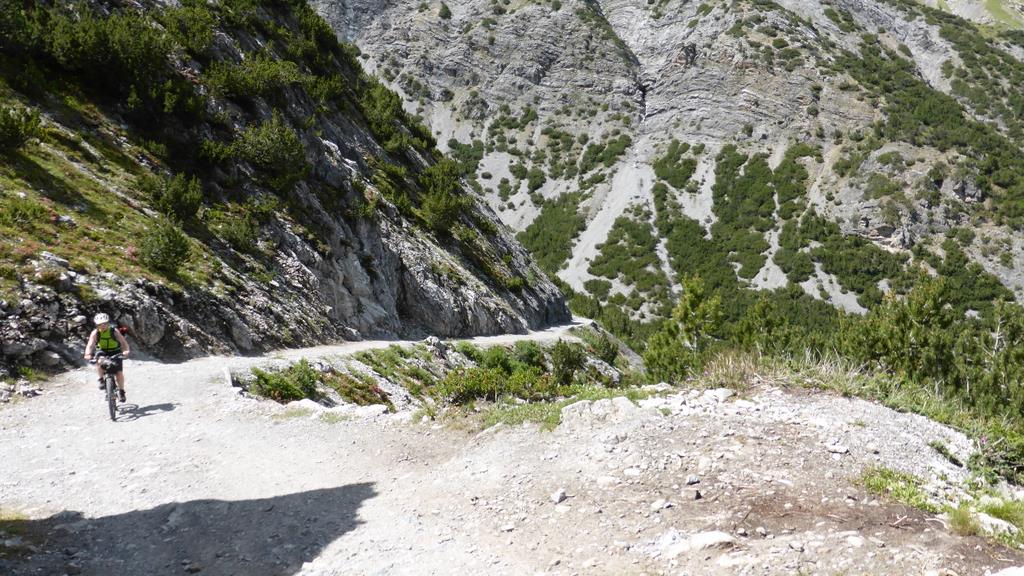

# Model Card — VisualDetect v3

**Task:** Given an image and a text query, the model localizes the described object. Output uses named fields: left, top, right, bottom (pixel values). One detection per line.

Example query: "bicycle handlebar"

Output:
left=89, top=352, right=124, bottom=365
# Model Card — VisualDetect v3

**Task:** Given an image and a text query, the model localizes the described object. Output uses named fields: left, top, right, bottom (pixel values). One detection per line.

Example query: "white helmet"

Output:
left=93, top=313, right=110, bottom=325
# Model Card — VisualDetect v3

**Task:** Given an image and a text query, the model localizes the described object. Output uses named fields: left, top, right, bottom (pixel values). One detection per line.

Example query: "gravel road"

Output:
left=3, top=321, right=1024, bottom=575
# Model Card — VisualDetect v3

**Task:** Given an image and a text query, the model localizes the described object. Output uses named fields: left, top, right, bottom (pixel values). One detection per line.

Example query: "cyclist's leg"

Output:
left=95, top=363, right=105, bottom=388
left=115, top=369, right=125, bottom=391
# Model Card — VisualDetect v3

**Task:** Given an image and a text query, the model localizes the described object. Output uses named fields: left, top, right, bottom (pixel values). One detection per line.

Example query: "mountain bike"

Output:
left=91, top=353, right=123, bottom=421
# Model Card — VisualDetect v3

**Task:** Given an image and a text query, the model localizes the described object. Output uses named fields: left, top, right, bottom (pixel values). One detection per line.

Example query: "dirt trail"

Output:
left=2, top=321, right=1024, bottom=575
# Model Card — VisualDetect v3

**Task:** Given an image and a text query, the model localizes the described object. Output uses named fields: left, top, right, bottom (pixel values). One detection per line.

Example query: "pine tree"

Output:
left=643, top=276, right=721, bottom=383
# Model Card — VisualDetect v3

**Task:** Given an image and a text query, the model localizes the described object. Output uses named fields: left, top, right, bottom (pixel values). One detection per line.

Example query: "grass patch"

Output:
left=271, top=406, right=313, bottom=420
left=249, top=359, right=318, bottom=403
left=320, top=411, right=352, bottom=424
left=354, top=345, right=435, bottom=397
left=325, top=370, right=393, bottom=411
left=860, top=466, right=939, bottom=513
left=699, top=350, right=764, bottom=391
left=481, top=385, right=651, bottom=430
left=15, top=366, right=45, bottom=382
left=483, top=401, right=563, bottom=430
left=979, top=498, right=1024, bottom=531
left=946, top=503, right=982, bottom=536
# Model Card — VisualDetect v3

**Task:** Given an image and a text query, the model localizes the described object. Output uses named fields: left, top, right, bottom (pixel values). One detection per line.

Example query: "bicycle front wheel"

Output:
left=106, top=376, right=117, bottom=421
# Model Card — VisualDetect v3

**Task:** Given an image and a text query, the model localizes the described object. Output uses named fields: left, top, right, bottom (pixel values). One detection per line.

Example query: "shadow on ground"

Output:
left=116, top=402, right=177, bottom=422
left=4, top=483, right=375, bottom=576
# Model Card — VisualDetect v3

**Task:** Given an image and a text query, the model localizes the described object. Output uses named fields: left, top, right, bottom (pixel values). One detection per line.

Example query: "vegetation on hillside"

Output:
left=0, top=0, right=526, bottom=306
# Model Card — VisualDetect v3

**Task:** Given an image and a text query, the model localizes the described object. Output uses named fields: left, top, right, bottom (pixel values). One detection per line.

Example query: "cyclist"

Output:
left=84, top=313, right=130, bottom=402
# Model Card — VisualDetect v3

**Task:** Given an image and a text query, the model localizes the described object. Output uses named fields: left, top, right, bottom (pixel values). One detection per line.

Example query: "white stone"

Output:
left=550, top=488, right=567, bottom=504
left=978, top=512, right=1020, bottom=536
left=703, top=388, right=734, bottom=402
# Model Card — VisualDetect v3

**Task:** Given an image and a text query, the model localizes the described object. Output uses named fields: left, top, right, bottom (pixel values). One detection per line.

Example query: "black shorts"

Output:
left=96, top=352, right=123, bottom=374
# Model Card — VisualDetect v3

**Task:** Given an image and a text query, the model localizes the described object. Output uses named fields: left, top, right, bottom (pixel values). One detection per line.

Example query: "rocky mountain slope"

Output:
left=0, top=0, right=569, bottom=377
left=315, top=0, right=1024, bottom=326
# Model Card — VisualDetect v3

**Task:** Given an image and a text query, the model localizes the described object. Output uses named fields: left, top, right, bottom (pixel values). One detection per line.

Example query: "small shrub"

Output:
left=454, top=341, right=483, bottom=361
left=210, top=211, right=258, bottom=253
left=437, top=367, right=505, bottom=402
left=0, top=106, right=41, bottom=152
left=480, top=346, right=513, bottom=373
left=513, top=340, right=546, bottom=369
left=250, top=359, right=319, bottom=403
left=508, top=367, right=560, bottom=401
left=326, top=372, right=392, bottom=409
left=550, top=339, right=585, bottom=386
left=160, top=4, right=215, bottom=56
left=139, top=218, right=191, bottom=274
left=138, top=173, right=202, bottom=221
left=860, top=467, right=938, bottom=512
left=945, top=503, right=981, bottom=536
left=653, top=139, right=697, bottom=189
left=590, top=333, right=619, bottom=366
left=205, top=53, right=303, bottom=100
left=233, top=112, right=308, bottom=191
left=418, top=158, right=468, bottom=233
left=0, top=195, right=48, bottom=227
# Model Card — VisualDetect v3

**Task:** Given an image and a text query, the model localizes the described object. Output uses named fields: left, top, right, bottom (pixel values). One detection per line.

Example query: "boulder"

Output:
left=32, top=350, right=62, bottom=367
left=978, top=512, right=1019, bottom=536
left=2, top=337, right=48, bottom=358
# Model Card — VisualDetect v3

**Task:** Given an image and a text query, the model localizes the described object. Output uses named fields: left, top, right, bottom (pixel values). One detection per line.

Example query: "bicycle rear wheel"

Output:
left=106, top=376, right=117, bottom=421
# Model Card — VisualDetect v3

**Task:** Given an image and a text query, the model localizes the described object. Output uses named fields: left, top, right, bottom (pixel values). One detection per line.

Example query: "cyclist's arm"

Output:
left=114, top=330, right=130, bottom=356
left=84, top=331, right=97, bottom=359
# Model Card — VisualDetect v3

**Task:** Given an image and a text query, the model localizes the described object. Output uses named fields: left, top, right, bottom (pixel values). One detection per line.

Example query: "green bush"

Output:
left=361, top=80, right=416, bottom=153
left=550, top=339, right=585, bottom=386
left=0, top=195, right=48, bottom=228
left=159, top=3, right=215, bottom=57
left=437, top=349, right=564, bottom=404
left=589, top=211, right=669, bottom=298
left=207, top=207, right=258, bottom=253
left=437, top=367, right=505, bottom=402
left=0, top=105, right=41, bottom=152
left=454, top=341, right=483, bottom=361
left=43, top=7, right=190, bottom=112
left=653, top=139, right=697, bottom=189
left=516, top=193, right=585, bottom=273
left=591, top=333, right=619, bottom=366
left=512, top=340, right=546, bottom=370
left=233, top=112, right=308, bottom=191
left=418, top=158, right=468, bottom=233
left=479, top=346, right=514, bottom=373
left=205, top=53, right=304, bottom=101
left=139, top=218, right=191, bottom=274
left=139, top=173, right=202, bottom=221
left=250, top=359, right=319, bottom=403
left=325, top=371, right=391, bottom=408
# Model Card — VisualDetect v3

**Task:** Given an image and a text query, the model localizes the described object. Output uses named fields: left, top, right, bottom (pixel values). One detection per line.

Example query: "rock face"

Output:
left=313, top=0, right=1024, bottom=310
left=0, top=0, right=569, bottom=377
